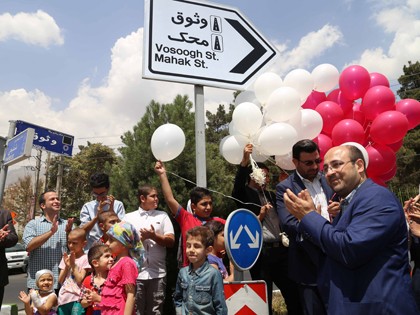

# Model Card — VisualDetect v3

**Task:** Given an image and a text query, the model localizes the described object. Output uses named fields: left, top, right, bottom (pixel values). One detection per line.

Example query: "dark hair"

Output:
left=98, top=211, right=119, bottom=224
left=345, top=145, right=366, bottom=168
left=68, top=228, right=86, bottom=240
left=205, top=220, right=224, bottom=237
left=38, top=190, right=57, bottom=206
left=87, top=244, right=111, bottom=269
left=90, top=173, right=110, bottom=189
left=137, top=184, right=157, bottom=198
left=190, top=187, right=212, bottom=205
left=292, top=139, right=320, bottom=160
left=186, top=226, right=214, bottom=247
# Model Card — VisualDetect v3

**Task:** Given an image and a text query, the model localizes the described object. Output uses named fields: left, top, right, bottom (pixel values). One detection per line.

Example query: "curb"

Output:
left=0, top=304, right=18, bottom=315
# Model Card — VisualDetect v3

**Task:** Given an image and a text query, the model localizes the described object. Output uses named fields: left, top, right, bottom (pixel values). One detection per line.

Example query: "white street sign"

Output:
left=143, top=0, right=279, bottom=89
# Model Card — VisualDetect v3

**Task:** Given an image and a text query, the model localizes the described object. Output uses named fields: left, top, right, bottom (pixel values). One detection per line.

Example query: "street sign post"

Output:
left=225, top=209, right=263, bottom=271
left=143, top=0, right=278, bottom=89
left=15, top=120, right=74, bottom=157
left=3, top=128, right=35, bottom=166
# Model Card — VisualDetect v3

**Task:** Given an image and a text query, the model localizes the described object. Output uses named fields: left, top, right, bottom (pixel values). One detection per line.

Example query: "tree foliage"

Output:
left=389, top=60, right=420, bottom=201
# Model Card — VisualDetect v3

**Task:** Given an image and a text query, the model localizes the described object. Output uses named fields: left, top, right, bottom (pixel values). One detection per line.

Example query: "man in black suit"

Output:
left=0, top=209, right=18, bottom=309
left=232, top=144, right=301, bottom=315
left=276, top=139, right=339, bottom=315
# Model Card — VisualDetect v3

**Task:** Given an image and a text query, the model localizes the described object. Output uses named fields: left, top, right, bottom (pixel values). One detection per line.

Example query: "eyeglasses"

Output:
left=298, top=158, right=323, bottom=166
left=323, top=160, right=353, bottom=173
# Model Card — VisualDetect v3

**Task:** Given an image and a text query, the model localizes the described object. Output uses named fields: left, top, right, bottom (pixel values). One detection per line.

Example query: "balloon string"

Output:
left=167, top=171, right=263, bottom=208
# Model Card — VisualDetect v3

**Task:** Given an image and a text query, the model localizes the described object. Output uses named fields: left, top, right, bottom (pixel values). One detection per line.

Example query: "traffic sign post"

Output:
left=3, top=128, right=35, bottom=167
left=225, top=209, right=263, bottom=272
left=143, top=0, right=278, bottom=89
left=15, top=120, right=74, bottom=157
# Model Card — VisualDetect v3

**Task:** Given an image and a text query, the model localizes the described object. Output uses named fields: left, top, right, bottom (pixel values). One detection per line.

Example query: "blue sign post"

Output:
left=15, top=120, right=74, bottom=156
left=225, top=209, right=263, bottom=271
left=3, top=128, right=35, bottom=166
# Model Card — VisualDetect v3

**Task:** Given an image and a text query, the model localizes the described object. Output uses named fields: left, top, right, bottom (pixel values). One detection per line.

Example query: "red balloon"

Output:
left=302, top=91, right=327, bottom=110
left=378, top=163, right=397, bottom=182
left=361, top=86, right=395, bottom=121
left=315, top=101, right=344, bottom=134
left=314, top=133, right=332, bottom=160
left=395, top=98, right=420, bottom=130
left=369, top=110, right=409, bottom=144
left=326, top=89, right=340, bottom=103
left=338, top=91, right=354, bottom=115
left=339, top=65, right=371, bottom=100
left=331, top=119, right=365, bottom=146
left=366, top=143, right=396, bottom=177
left=370, top=176, right=387, bottom=187
left=346, top=102, right=366, bottom=126
left=369, top=72, right=390, bottom=88
left=387, top=139, right=403, bottom=152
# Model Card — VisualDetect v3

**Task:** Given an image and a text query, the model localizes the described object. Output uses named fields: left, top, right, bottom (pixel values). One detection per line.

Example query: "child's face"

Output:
left=37, top=274, right=54, bottom=291
left=140, top=189, right=158, bottom=210
left=67, top=234, right=86, bottom=254
left=186, top=235, right=211, bottom=268
left=94, top=251, right=114, bottom=271
left=192, top=196, right=213, bottom=218
left=213, top=231, right=225, bottom=253
left=103, top=216, right=120, bottom=232
left=106, top=236, right=126, bottom=257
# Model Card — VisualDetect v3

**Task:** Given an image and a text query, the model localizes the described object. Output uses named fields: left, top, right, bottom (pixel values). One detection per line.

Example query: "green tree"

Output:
left=389, top=60, right=420, bottom=201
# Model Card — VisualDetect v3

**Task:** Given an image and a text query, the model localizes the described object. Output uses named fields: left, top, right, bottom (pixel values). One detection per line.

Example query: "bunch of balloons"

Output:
left=220, top=64, right=420, bottom=185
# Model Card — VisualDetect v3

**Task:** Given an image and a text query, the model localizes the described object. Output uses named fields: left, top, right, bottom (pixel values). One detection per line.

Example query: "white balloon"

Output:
left=275, top=152, right=296, bottom=171
left=265, top=86, right=301, bottom=122
left=253, top=72, right=283, bottom=105
left=341, top=142, right=369, bottom=168
left=283, top=69, right=314, bottom=102
left=220, top=135, right=248, bottom=164
left=235, top=90, right=260, bottom=107
left=232, top=102, right=263, bottom=137
left=151, top=123, right=186, bottom=162
left=288, top=109, right=323, bottom=140
left=312, top=64, right=339, bottom=92
left=258, top=122, right=298, bottom=156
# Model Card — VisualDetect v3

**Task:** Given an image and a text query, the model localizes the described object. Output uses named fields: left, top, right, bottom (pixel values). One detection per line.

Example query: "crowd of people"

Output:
left=0, top=140, right=419, bottom=314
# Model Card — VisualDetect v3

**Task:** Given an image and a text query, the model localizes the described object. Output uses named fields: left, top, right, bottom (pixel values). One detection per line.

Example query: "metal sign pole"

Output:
left=194, top=85, right=207, bottom=187
left=0, top=121, right=17, bottom=206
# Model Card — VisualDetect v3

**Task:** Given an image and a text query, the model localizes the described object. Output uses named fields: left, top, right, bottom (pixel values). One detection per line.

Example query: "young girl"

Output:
left=100, top=221, right=144, bottom=315
left=18, top=269, right=58, bottom=315
left=205, top=220, right=234, bottom=282
left=80, top=245, right=114, bottom=315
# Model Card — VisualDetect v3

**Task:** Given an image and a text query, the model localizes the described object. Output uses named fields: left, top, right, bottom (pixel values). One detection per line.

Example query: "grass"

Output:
left=272, top=290, right=288, bottom=315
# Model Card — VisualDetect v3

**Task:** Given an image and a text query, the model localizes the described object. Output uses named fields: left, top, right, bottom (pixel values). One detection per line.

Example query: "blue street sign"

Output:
left=3, top=128, right=35, bottom=166
left=225, top=209, right=263, bottom=271
left=15, top=120, right=74, bottom=156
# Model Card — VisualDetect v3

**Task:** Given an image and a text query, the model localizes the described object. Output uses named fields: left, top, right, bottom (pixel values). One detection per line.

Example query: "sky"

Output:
left=1, top=0, right=420, bottom=178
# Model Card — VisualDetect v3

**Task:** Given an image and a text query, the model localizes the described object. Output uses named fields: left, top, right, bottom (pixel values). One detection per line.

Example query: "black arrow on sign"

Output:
left=225, top=18, right=267, bottom=74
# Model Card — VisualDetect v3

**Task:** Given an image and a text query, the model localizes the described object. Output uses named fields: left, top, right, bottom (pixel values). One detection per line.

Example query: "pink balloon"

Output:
left=315, top=101, right=344, bottom=134
left=326, top=89, right=340, bottom=103
left=302, top=91, right=327, bottom=110
left=331, top=119, right=365, bottom=146
left=370, top=176, right=387, bottom=187
left=369, top=111, right=409, bottom=144
left=338, top=91, right=354, bottom=115
left=339, top=65, right=371, bottom=100
left=369, top=72, right=390, bottom=88
left=378, top=163, right=397, bottom=182
left=313, top=133, right=332, bottom=161
left=366, top=143, right=396, bottom=177
left=361, top=86, right=396, bottom=121
left=387, top=139, right=403, bottom=152
left=346, top=102, right=366, bottom=126
left=395, top=98, right=420, bottom=130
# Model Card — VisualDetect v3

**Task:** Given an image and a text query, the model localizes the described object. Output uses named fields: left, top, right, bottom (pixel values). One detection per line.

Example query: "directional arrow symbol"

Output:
left=230, top=225, right=243, bottom=249
left=244, top=225, right=260, bottom=248
left=225, top=18, right=267, bottom=74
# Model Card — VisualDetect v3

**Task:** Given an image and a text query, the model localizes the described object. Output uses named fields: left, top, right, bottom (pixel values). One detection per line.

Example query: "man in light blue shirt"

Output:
left=80, top=173, right=125, bottom=251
